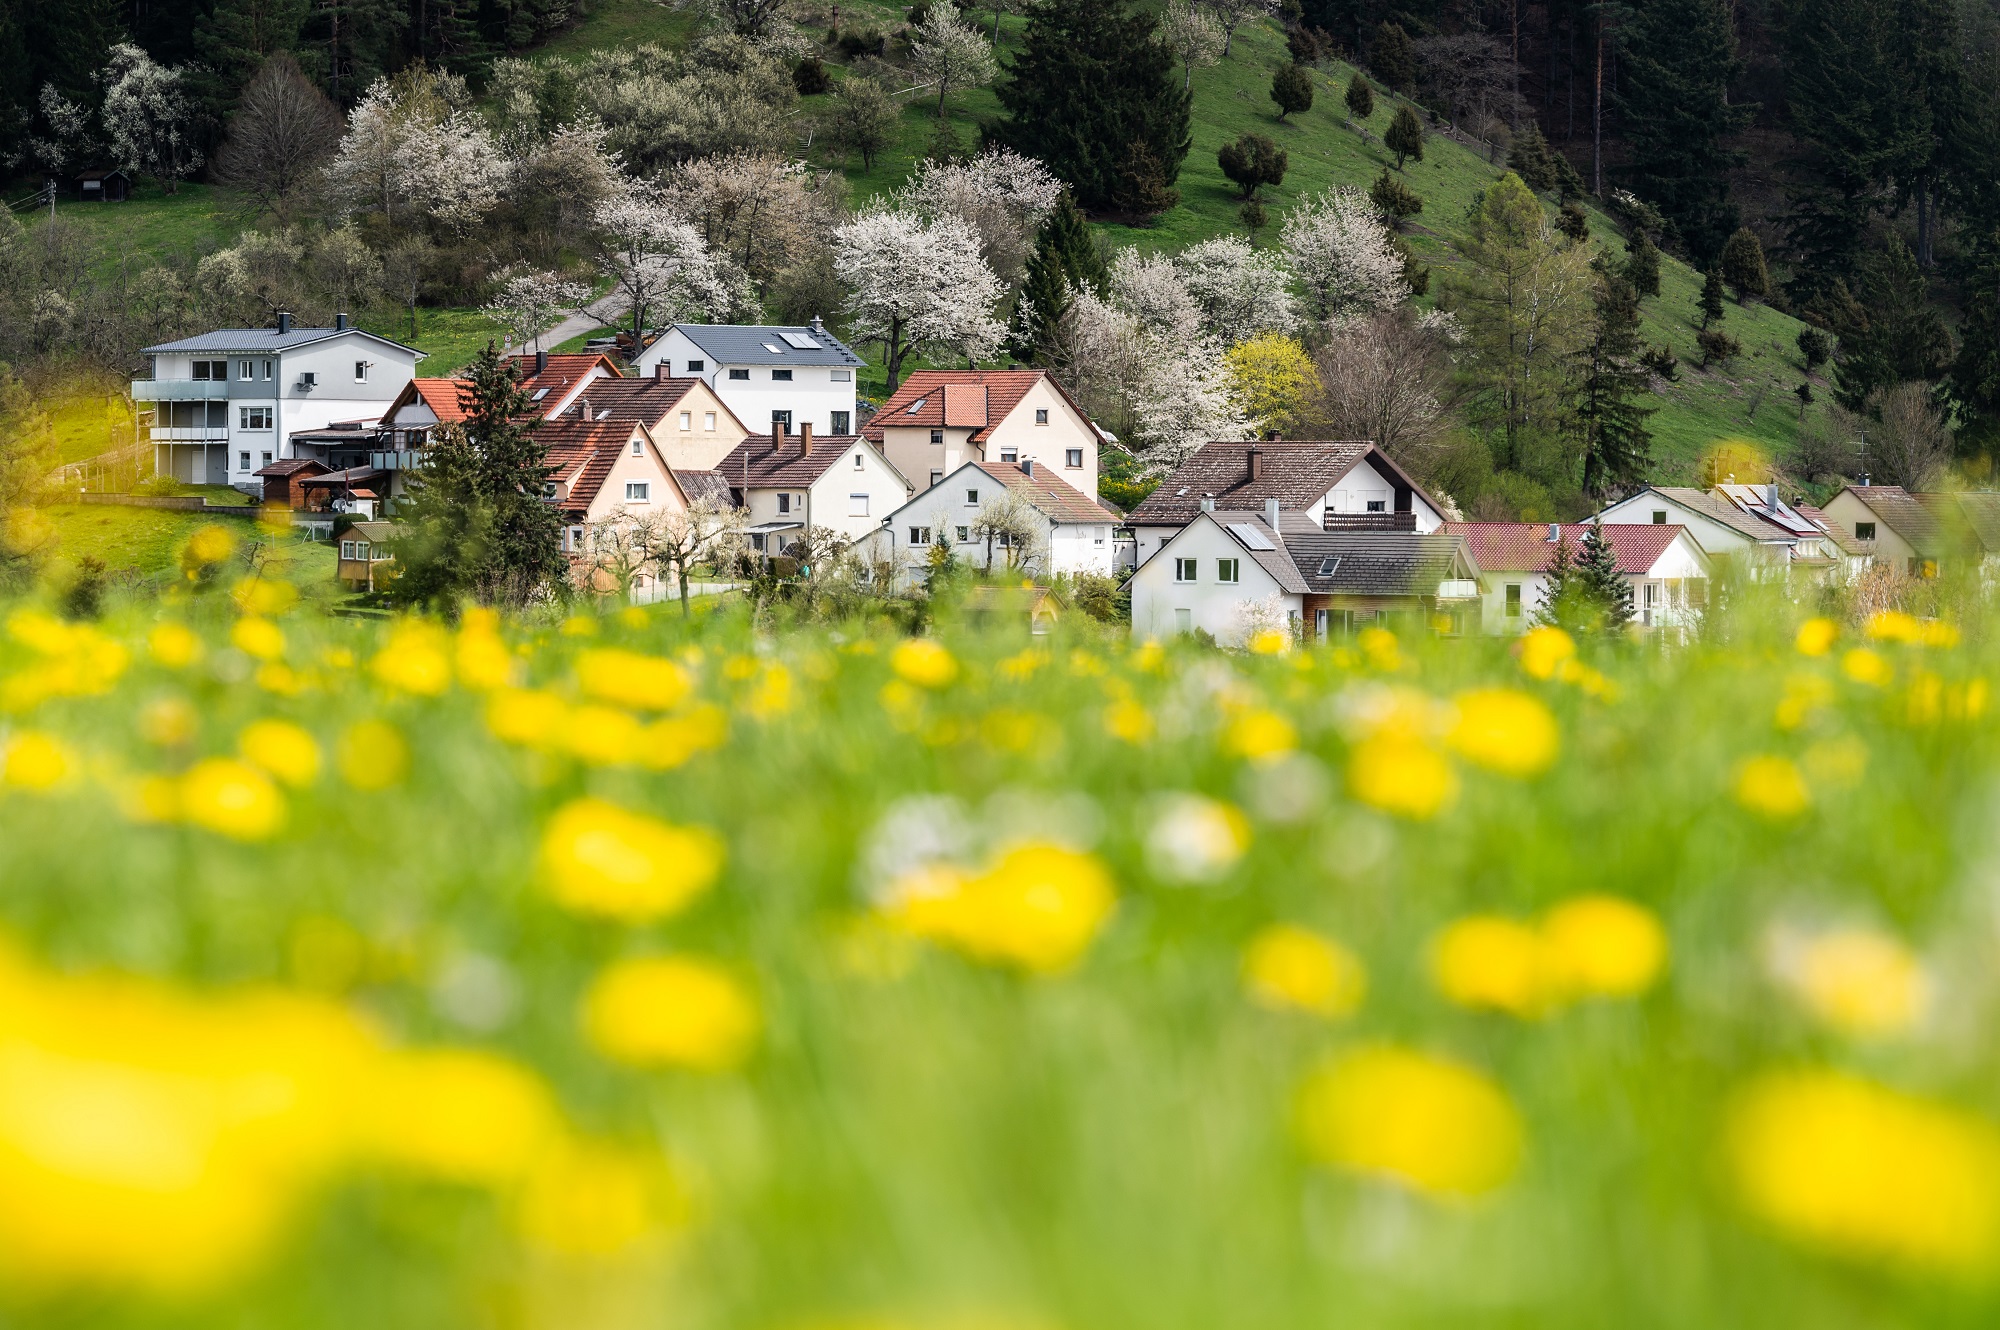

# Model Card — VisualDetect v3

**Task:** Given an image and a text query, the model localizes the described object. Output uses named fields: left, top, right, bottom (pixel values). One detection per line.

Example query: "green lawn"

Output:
left=19, top=182, right=243, bottom=275
left=44, top=504, right=337, bottom=589
left=360, top=307, right=510, bottom=376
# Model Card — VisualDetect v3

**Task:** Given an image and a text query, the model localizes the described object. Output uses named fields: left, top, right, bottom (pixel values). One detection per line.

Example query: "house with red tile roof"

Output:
left=862, top=458, right=1123, bottom=585
left=534, top=418, right=696, bottom=560
left=718, top=425, right=911, bottom=551
left=504, top=351, right=623, bottom=419
left=540, top=367, right=752, bottom=470
left=1446, top=521, right=1712, bottom=633
left=862, top=369, right=1111, bottom=500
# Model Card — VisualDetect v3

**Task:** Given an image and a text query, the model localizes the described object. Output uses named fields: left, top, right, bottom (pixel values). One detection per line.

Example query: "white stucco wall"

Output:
left=635, top=329, right=858, bottom=438
left=1129, top=518, right=1298, bottom=646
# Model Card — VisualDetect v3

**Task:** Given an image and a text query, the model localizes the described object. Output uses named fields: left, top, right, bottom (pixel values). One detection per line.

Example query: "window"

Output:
left=909, top=526, right=931, bottom=545
left=1365, top=499, right=1387, bottom=513
left=849, top=493, right=869, bottom=517
left=728, top=368, right=750, bottom=380
left=929, top=470, right=943, bottom=486
left=1174, top=558, right=1197, bottom=583
left=770, top=410, right=791, bottom=434
left=631, top=439, right=643, bottom=457
left=238, top=360, right=252, bottom=380
left=192, top=360, right=225, bottom=381
left=239, top=407, right=272, bottom=429
left=772, top=369, right=793, bottom=381
left=299, top=371, right=316, bottom=388
left=831, top=411, right=850, bottom=433
left=1505, top=584, right=1523, bottom=617
left=778, top=493, right=792, bottom=514
left=1000, top=447, right=1018, bottom=462
left=956, top=525, right=971, bottom=543
left=626, top=482, right=650, bottom=501
left=1175, top=608, right=1192, bottom=633
left=1217, top=558, right=1240, bottom=583
left=832, top=369, right=852, bottom=383
left=966, top=488, right=980, bottom=504
left=260, top=451, right=272, bottom=467
left=353, top=360, right=369, bottom=382
left=704, top=412, right=716, bottom=431
left=687, top=359, right=705, bottom=372
left=1856, top=521, right=1877, bottom=541
left=930, top=429, right=945, bottom=445
left=1065, top=448, right=1083, bottom=468
left=1651, top=510, right=1667, bottom=525
left=569, top=526, right=584, bottom=551
left=354, top=542, right=370, bottom=561
left=340, top=541, right=357, bottom=559
left=1035, top=409, right=1049, bottom=425
left=679, top=412, right=692, bottom=430
left=262, top=360, right=272, bottom=380
left=853, top=453, right=864, bottom=468
left=239, top=451, right=251, bottom=469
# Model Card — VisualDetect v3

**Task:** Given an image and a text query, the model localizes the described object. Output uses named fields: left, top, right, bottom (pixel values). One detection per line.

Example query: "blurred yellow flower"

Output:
left=581, top=955, right=760, bottom=1072
left=179, top=758, right=285, bottom=839
left=560, top=614, right=599, bottom=637
left=744, top=662, right=796, bottom=719
left=183, top=523, right=237, bottom=567
left=996, top=648, right=1047, bottom=681
left=1224, top=706, right=1296, bottom=763
left=1782, top=928, right=1931, bottom=1037
left=1727, top=1070, right=2000, bottom=1276
left=1132, top=639, right=1165, bottom=673
left=1540, top=895, right=1668, bottom=999
left=337, top=719, right=410, bottom=790
left=488, top=688, right=569, bottom=748
left=1, top=731, right=73, bottom=791
left=1795, top=617, right=1839, bottom=657
left=371, top=622, right=452, bottom=696
left=1775, top=673, right=1835, bottom=730
left=639, top=704, right=729, bottom=769
left=230, top=616, right=286, bottom=662
left=892, top=639, right=958, bottom=688
left=1247, top=629, right=1289, bottom=655
left=148, top=622, right=202, bottom=668
left=1519, top=626, right=1576, bottom=680
left=254, top=661, right=307, bottom=696
left=1358, top=627, right=1403, bottom=671
left=1864, top=611, right=1922, bottom=644
left=1921, top=619, right=1962, bottom=648
left=515, top=1137, right=682, bottom=1258
left=1447, top=688, right=1559, bottom=777
left=563, top=705, right=644, bottom=766
left=1842, top=648, right=1891, bottom=687
left=1430, top=916, right=1548, bottom=1017
left=1348, top=734, right=1457, bottom=819
left=229, top=578, right=297, bottom=617
left=238, top=719, right=321, bottom=788
left=1102, top=697, right=1154, bottom=744
left=1802, top=735, right=1868, bottom=788
left=1735, top=754, right=1811, bottom=820
left=1295, top=1045, right=1525, bottom=1199
left=576, top=648, right=693, bottom=711
left=1242, top=924, right=1367, bottom=1018
left=137, top=695, right=197, bottom=745
left=538, top=797, right=724, bottom=923
left=360, top=1048, right=560, bottom=1185
left=455, top=623, right=516, bottom=691
left=890, top=843, right=1117, bottom=974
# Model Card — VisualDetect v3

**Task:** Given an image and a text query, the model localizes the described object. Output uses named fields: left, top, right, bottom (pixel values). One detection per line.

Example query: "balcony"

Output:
left=368, top=449, right=423, bottom=471
left=132, top=379, right=231, bottom=403
left=1324, top=511, right=1418, bottom=532
left=151, top=429, right=229, bottom=443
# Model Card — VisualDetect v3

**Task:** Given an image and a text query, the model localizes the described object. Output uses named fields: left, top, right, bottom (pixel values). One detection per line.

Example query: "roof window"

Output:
left=762, top=342, right=785, bottom=354
left=907, top=397, right=929, bottom=414
left=1317, top=556, right=1341, bottom=576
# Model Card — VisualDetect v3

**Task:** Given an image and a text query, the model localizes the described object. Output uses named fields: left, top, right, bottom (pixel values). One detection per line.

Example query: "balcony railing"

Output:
left=1323, top=511, right=1417, bottom=532
left=132, top=380, right=230, bottom=402
left=150, top=428, right=230, bottom=443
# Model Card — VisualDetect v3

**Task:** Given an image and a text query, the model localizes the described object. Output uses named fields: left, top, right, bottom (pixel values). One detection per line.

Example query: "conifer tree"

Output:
left=1041, top=192, right=1106, bottom=294
left=1372, top=21, right=1415, bottom=93
left=1719, top=227, right=1770, bottom=302
left=1576, top=271, right=1656, bottom=497
left=1835, top=235, right=1953, bottom=410
left=1271, top=60, right=1313, bottom=121
left=1508, top=122, right=1558, bottom=193
left=1699, top=269, right=1726, bottom=329
left=1615, top=0, right=1754, bottom=263
left=1532, top=531, right=1580, bottom=629
left=1577, top=522, right=1635, bottom=631
left=1385, top=104, right=1424, bottom=170
left=1624, top=231, right=1661, bottom=299
left=1344, top=73, right=1373, bottom=122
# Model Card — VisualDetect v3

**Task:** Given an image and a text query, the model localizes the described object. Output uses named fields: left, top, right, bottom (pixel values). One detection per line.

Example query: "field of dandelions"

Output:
left=1, top=527, right=1998, bottom=1329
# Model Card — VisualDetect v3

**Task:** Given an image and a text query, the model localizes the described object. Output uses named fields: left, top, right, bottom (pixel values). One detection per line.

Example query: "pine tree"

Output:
left=1577, top=522, right=1635, bottom=631
left=993, top=0, right=1191, bottom=213
left=195, top=0, right=311, bottom=112
left=1385, top=104, right=1423, bottom=170
left=1271, top=60, right=1313, bottom=121
left=1719, top=227, right=1770, bottom=302
left=1624, top=231, right=1661, bottom=299
left=1576, top=271, right=1656, bottom=497
left=1508, top=122, right=1558, bottom=193
left=1614, top=0, right=1754, bottom=264
left=1532, top=531, right=1580, bottom=629
left=1344, top=73, right=1373, bottom=122
left=1699, top=269, right=1726, bottom=329
left=1372, top=20, right=1415, bottom=93
left=1835, top=234, right=1953, bottom=411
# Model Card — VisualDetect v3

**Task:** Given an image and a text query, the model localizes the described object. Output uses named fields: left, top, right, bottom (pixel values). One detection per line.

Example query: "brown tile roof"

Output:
left=971, top=459, right=1116, bottom=526
left=1796, top=504, right=1871, bottom=556
left=676, top=469, right=735, bottom=509
left=1840, top=484, right=1945, bottom=555
left=719, top=434, right=866, bottom=488
left=863, top=370, right=1052, bottom=445
left=535, top=421, right=643, bottom=515
left=410, top=379, right=472, bottom=423
left=1916, top=491, right=2000, bottom=554
left=555, top=376, right=704, bottom=427
left=1126, top=440, right=1397, bottom=525
left=1445, top=522, right=1690, bottom=575
left=254, top=459, right=326, bottom=478
left=1645, top=487, right=1795, bottom=543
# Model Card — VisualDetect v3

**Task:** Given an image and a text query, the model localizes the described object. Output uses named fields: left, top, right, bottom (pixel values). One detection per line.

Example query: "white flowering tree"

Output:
left=1109, top=249, right=1204, bottom=339
left=393, top=107, right=506, bottom=236
left=1159, top=0, right=1225, bottom=91
left=833, top=209, right=1004, bottom=391
left=595, top=190, right=756, bottom=343
left=1280, top=187, right=1411, bottom=326
left=910, top=3, right=998, bottom=116
left=325, top=71, right=505, bottom=236
left=1197, top=0, right=1278, bottom=56
left=1132, top=332, right=1251, bottom=475
left=484, top=269, right=590, bottom=352
left=23, top=86, right=95, bottom=177
left=896, top=147, right=1062, bottom=284
left=1174, top=236, right=1296, bottom=345
left=100, top=44, right=203, bottom=192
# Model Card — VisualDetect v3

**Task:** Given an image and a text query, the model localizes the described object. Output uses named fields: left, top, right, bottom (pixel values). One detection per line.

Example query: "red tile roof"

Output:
left=1445, top=522, right=1690, bottom=575
left=505, top=353, right=623, bottom=419
left=537, top=420, right=645, bottom=515
left=864, top=370, right=1050, bottom=445
left=410, top=379, right=472, bottom=423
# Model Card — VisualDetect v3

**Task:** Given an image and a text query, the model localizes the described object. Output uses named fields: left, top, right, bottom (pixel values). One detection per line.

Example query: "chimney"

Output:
left=335, top=311, right=348, bottom=331
left=655, top=362, right=670, bottom=381
left=1247, top=445, right=1263, bottom=481
left=1547, top=522, right=1561, bottom=542
left=1201, top=494, right=1216, bottom=513
left=535, top=349, right=548, bottom=376
left=1265, top=497, right=1280, bottom=531
left=810, top=314, right=825, bottom=334
left=1766, top=482, right=1781, bottom=510
left=1861, top=472, right=1871, bottom=487
left=799, top=421, right=813, bottom=454
left=1020, top=457, right=1034, bottom=477
left=276, top=311, right=292, bottom=334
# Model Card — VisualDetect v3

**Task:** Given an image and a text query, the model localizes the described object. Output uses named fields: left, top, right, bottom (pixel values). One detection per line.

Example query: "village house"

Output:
left=1124, top=441, right=1448, bottom=569
left=1447, top=522, right=1712, bottom=634
left=536, top=416, right=694, bottom=555
left=1595, top=485, right=1823, bottom=569
left=335, top=521, right=399, bottom=593
left=718, top=425, right=912, bottom=552
left=1127, top=501, right=1480, bottom=645
left=862, top=369, right=1111, bottom=500
left=136, top=313, right=420, bottom=493
left=539, top=367, right=751, bottom=470
left=632, top=321, right=864, bottom=439
left=866, top=458, right=1120, bottom=585
left=1817, top=484, right=1955, bottom=578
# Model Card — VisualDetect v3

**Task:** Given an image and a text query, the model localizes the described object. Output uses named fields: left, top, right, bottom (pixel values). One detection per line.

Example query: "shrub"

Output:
left=1697, top=327, right=1743, bottom=367
left=1217, top=133, right=1288, bottom=200
left=836, top=25, right=887, bottom=57
left=1239, top=198, right=1268, bottom=234
left=1369, top=169, right=1424, bottom=226
left=1271, top=60, right=1314, bottom=121
left=1641, top=344, right=1680, bottom=380
left=1345, top=74, right=1374, bottom=121
left=1385, top=104, right=1424, bottom=169
left=792, top=55, right=831, bottom=95
left=1556, top=202, right=1589, bottom=243
left=1798, top=326, right=1833, bottom=372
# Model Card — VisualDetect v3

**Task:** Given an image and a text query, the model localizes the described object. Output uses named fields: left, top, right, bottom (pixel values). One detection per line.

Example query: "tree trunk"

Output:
left=677, top=553, right=691, bottom=616
left=884, top=316, right=907, bottom=392
left=1592, top=21, right=1603, bottom=196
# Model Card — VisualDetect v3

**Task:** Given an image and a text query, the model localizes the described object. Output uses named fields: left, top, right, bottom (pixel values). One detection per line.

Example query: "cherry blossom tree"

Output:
left=833, top=209, right=1004, bottom=391
left=1280, top=187, right=1410, bottom=326
left=1132, top=332, right=1251, bottom=474
left=392, top=107, right=507, bottom=237
left=325, top=71, right=506, bottom=236
left=100, top=44, right=204, bottom=193
left=484, top=269, right=591, bottom=353
left=1159, top=0, right=1224, bottom=92
left=1197, top=0, right=1277, bottom=58
left=595, top=190, right=757, bottom=343
left=1174, top=235, right=1296, bottom=344
left=897, top=147, right=1063, bottom=284
left=911, top=3, right=998, bottom=116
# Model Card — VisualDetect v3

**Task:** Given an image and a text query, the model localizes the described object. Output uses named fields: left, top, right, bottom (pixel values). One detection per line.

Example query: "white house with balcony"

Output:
left=135, top=314, right=421, bottom=494
left=630, top=320, right=862, bottom=440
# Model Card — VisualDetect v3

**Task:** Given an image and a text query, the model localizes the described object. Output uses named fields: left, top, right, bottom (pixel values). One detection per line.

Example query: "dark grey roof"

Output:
left=1126, top=440, right=1444, bottom=527
left=142, top=327, right=422, bottom=356
left=674, top=324, right=864, bottom=368
left=676, top=469, right=736, bottom=509
left=1282, top=526, right=1476, bottom=596
left=1209, top=512, right=1309, bottom=593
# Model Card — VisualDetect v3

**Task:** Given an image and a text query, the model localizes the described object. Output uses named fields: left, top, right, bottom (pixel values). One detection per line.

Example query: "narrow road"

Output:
left=533, top=293, right=626, bottom=354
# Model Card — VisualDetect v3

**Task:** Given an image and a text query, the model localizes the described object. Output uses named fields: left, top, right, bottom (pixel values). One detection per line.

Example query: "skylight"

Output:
left=530, top=388, right=549, bottom=400
left=1317, top=556, right=1341, bottom=577
left=906, top=397, right=929, bottom=414
left=762, top=342, right=785, bottom=354
left=779, top=331, right=822, bottom=350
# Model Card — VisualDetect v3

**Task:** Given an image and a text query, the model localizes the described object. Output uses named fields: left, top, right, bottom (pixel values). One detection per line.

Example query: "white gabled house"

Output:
left=861, top=369, right=1112, bottom=500
left=1594, top=484, right=1846, bottom=575
left=631, top=320, right=863, bottom=439
left=867, top=459, right=1121, bottom=586
left=717, top=425, right=911, bottom=552
left=1446, top=522, right=1712, bottom=633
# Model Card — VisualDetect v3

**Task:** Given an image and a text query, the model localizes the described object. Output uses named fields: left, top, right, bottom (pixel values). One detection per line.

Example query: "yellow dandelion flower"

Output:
left=1247, top=628, right=1289, bottom=655
left=230, top=616, right=285, bottom=661
left=1348, top=734, right=1457, bottom=820
left=1864, top=611, right=1922, bottom=644
left=1242, top=924, right=1367, bottom=1018
left=487, top=688, right=569, bottom=748
left=581, top=955, right=761, bottom=1072
left=880, top=679, right=924, bottom=731
left=455, top=624, right=516, bottom=691
left=1447, top=688, right=1559, bottom=777
left=1775, top=673, right=1835, bottom=730
left=237, top=719, right=321, bottom=788
left=137, top=695, right=196, bottom=745
left=1842, top=647, right=1892, bottom=687
left=1430, top=915, right=1549, bottom=1017
left=996, top=648, right=1047, bottom=681
left=744, top=662, right=796, bottom=719
left=1224, top=706, right=1296, bottom=764
left=1784, top=928, right=1931, bottom=1038
left=515, top=1137, right=682, bottom=1258
left=1518, top=625, right=1575, bottom=680
left=562, top=705, right=644, bottom=766
left=183, top=523, right=237, bottom=567
left=575, top=648, right=694, bottom=711
left=891, top=843, right=1117, bottom=974
left=1735, top=754, right=1811, bottom=820
left=1295, top=1045, right=1525, bottom=1200
left=254, top=661, right=307, bottom=696
left=1921, top=619, right=1962, bottom=648
left=1726, top=1070, right=2000, bottom=1276
left=229, top=578, right=296, bottom=617
left=1540, top=895, right=1668, bottom=999
left=639, top=704, right=729, bottom=769
left=892, top=638, right=959, bottom=688
left=359, top=1048, right=560, bottom=1185
left=538, top=797, right=724, bottom=923
left=1067, top=649, right=1107, bottom=677
left=560, top=614, right=600, bottom=637
left=1102, top=697, right=1154, bottom=744
left=120, top=773, right=181, bottom=824
left=1132, top=639, right=1166, bottom=673
left=371, top=622, right=452, bottom=696
left=1795, top=617, right=1839, bottom=657
left=1357, top=627, right=1402, bottom=671
left=148, top=622, right=202, bottom=668
left=2, top=731, right=74, bottom=791
left=179, top=758, right=285, bottom=840
left=336, top=719, right=410, bottom=790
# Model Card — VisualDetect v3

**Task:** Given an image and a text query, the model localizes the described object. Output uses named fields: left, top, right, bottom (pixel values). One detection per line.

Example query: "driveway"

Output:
left=533, top=293, right=626, bottom=353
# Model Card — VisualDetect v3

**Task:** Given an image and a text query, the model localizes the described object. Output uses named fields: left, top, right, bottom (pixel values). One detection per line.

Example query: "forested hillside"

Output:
left=0, top=0, right=1983, bottom=520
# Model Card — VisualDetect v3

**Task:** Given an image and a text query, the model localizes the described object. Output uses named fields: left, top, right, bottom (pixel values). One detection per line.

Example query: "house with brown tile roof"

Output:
left=505, top=351, right=623, bottom=419
left=862, top=369, right=1111, bottom=501
left=1819, top=484, right=1947, bottom=578
left=532, top=419, right=695, bottom=559
left=1597, top=486, right=1827, bottom=572
left=1447, top=522, right=1712, bottom=634
left=717, top=425, right=912, bottom=551
left=865, top=458, right=1122, bottom=585
left=542, top=368, right=751, bottom=470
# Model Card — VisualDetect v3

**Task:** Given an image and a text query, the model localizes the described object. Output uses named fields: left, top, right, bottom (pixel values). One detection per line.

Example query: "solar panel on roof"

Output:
left=779, top=331, right=822, bottom=350
left=1227, top=522, right=1275, bottom=550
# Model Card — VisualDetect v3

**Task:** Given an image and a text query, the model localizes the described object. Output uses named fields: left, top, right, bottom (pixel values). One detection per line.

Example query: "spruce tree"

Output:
left=1041, top=192, right=1106, bottom=294
left=1835, top=234, right=1953, bottom=410
left=1532, top=532, right=1581, bottom=630
left=1614, top=0, right=1754, bottom=263
left=993, top=0, right=1191, bottom=213
left=1508, top=122, right=1558, bottom=193
left=1385, top=104, right=1424, bottom=170
left=196, top=0, right=311, bottom=112
left=1372, top=21, right=1415, bottom=92
left=1624, top=231, right=1662, bottom=299
left=1344, top=73, right=1373, bottom=122
left=1576, top=271, right=1656, bottom=498
left=1719, top=228, right=1771, bottom=302
left=1553, top=152, right=1586, bottom=204
left=1578, top=523, right=1635, bottom=632
left=1699, top=269, right=1726, bottom=329
left=1271, top=60, right=1313, bottom=121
